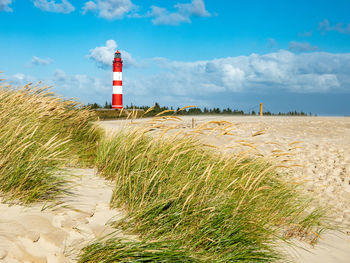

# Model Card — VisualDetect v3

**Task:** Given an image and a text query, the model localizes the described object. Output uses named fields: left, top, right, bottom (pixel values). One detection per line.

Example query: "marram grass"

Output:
left=79, top=239, right=199, bottom=263
left=0, top=80, right=329, bottom=261
left=0, top=82, right=101, bottom=203
left=79, top=126, right=329, bottom=262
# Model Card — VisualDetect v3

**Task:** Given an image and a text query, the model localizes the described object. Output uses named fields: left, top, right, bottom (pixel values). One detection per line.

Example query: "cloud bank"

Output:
left=126, top=50, right=349, bottom=100
left=83, top=47, right=350, bottom=106
left=33, top=0, right=75, bottom=14
left=6, top=50, right=350, bottom=112
left=53, top=69, right=111, bottom=101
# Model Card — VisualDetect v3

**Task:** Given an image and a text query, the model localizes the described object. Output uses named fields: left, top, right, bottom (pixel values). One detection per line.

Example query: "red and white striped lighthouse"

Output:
left=112, top=50, right=123, bottom=109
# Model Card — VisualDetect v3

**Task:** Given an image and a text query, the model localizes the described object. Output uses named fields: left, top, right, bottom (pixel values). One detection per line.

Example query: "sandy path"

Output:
left=0, top=168, right=126, bottom=263
left=99, top=116, right=350, bottom=262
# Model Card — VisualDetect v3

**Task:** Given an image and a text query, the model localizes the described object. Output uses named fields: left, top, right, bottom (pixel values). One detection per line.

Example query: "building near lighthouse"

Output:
left=112, top=50, right=123, bottom=109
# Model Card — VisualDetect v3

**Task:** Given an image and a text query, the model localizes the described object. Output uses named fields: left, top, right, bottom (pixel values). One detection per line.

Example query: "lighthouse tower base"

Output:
left=112, top=94, right=123, bottom=109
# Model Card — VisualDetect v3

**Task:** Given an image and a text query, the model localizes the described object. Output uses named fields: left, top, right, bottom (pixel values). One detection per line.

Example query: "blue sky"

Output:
left=1, top=0, right=350, bottom=115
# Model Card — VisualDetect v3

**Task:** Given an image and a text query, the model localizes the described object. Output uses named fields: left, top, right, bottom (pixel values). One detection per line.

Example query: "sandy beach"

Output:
left=102, top=116, right=350, bottom=223
left=101, top=116, right=350, bottom=262
left=0, top=116, right=349, bottom=262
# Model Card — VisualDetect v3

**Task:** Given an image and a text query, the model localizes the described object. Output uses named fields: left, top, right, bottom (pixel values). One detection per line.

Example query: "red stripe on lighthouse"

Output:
left=113, top=80, right=122, bottom=86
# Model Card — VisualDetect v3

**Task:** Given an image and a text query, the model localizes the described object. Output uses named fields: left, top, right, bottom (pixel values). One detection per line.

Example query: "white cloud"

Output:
left=120, top=49, right=139, bottom=68
left=88, top=40, right=139, bottom=69
left=0, top=0, right=12, bottom=12
left=33, top=0, right=75, bottom=14
left=30, top=56, right=53, bottom=66
left=6, top=73, right=37, bottom=86
left=125, top=50, right=349, bottom=102
left=53, top=69, right=110, bottom=101
left=82, top=0, right=135, bottom=19
left=2, top=70, right=110, bottom=104
left=4, top=50, right=350, bottom=110
left=81, top=0, right=210, bottom=24
left=88, top=40, right=117, bottom=69
left=148, top=6, right=190, bottom=25
left=318, top=19, right=350, bottom=35
left=221, top=64, right=245, bottom=90
left=82, top=1, right=96, bottom=13
left=148, top=0, right=211, bottom=25
left=175, top=0, right=210, bottom=17
left=288, top=41, right=318, bottom=52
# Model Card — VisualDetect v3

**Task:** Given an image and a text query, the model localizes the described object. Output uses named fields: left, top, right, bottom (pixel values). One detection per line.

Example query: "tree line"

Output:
left=86, top=102, right=314, bottom=116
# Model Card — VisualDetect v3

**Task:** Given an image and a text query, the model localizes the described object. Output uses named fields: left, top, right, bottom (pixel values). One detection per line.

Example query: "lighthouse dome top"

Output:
left=114, top=50, right=121, bottom=59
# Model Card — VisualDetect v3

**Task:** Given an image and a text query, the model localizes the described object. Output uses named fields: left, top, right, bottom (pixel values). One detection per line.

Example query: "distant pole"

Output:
left=259, top=103, right=263, bottom=116
left=112, top=50, right=123, bottom=109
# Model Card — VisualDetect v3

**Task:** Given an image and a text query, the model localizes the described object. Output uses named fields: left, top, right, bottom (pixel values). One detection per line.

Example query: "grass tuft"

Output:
left=79, top=239, right=199, bottom=263
left=0, top=83, right=101, bottom=203
left=85, top=126, right=330, bottom=262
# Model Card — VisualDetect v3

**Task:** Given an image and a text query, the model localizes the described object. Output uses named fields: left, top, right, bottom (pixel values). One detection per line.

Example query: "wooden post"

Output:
left=259, top=103, right=263, bottom=116
left=192, top=118, right=195, bottom=129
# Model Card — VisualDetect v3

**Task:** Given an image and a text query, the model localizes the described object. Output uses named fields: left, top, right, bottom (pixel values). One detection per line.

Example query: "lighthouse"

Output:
left=112, top=50, right=123, bottom=109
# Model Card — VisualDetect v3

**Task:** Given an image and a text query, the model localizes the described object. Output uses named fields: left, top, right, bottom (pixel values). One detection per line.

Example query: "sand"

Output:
left=1, top=116, right=349, bottom=262
left=100, top=116, right=350, bottom=262
left=101, top=116, right=350, bottom=222
left=0, top=168, right=130, bottom=263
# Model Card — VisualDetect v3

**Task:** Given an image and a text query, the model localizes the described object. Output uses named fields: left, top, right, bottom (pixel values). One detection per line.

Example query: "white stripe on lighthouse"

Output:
left=113, top=72, right=122, bottom=81
left=113, top=86, right=123, bottom=94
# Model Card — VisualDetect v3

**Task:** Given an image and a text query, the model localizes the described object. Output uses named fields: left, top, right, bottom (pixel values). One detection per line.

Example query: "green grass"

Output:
left=80, top=127, right=329, bottom=262
left=79, top=239, right=200, bottom=263
left=0, top=83, right=101, bottom=203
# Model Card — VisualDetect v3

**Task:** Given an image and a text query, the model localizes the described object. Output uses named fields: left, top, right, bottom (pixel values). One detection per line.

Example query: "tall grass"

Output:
left=79, top=239, right=199, bottom=262
left=0, top=80, right=328, bottom=260
left=80, top=123, right=328, bottom=262
left=0, top=82, right=101, bottom=203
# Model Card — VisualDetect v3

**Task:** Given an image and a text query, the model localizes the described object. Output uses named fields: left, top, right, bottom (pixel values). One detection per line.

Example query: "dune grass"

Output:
left=0, top=83, right=101, bottom=203
left=79, top=122, right=329, bottom=262
left=79, top=238, right=199, bottom=262
left=0, top=81, right=330, bottom=261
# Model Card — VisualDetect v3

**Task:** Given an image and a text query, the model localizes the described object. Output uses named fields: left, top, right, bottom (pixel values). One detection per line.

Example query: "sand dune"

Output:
left=1, top=116, right=349, bottom=262
left=0, top=168, right=127, bottom=263
left=101, top=116, right=350, bottom=224
left=100, top=116, right=350, bottom=262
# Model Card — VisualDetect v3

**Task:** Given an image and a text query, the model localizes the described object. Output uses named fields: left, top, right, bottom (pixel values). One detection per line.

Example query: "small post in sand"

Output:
left=192, top=118, right=195, bottom=129
left=259, top=103, right=263, bottom=116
